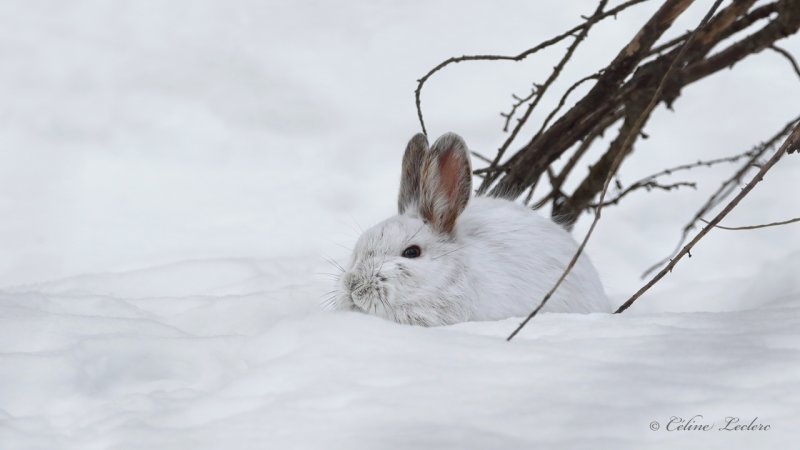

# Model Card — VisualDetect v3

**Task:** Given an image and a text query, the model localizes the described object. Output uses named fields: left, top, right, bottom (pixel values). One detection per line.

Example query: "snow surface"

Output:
left=1, top=0, right=799, bottom=448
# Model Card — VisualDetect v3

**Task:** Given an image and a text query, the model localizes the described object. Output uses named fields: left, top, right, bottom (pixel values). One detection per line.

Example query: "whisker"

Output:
left=333, top=242, right=353, bottom=252
left=322, top=256, right=346, bottom=273
left=320, top=295, right=337, bottom=308
left=317, top=272, right=343, bottom=278
left=378, top=288, right=394, bottom=320
left=432, top=245, right=469, bottom=260
left=406, top=224, right=425, bottom=245
left=346, top=213, right=364, bottom=234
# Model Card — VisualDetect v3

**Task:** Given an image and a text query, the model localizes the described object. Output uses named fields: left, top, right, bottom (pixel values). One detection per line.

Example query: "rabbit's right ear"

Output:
left=420, top=133, right=472, bottom=235
left=398, top=133, right=429, bottom=214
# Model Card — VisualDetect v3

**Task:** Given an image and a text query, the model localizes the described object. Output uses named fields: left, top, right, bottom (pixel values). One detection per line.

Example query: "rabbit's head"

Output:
left=335, top=133, right=473, bottom=325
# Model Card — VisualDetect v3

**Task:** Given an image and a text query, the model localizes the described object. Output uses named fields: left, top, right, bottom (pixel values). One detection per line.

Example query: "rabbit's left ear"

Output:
left=420, top=133, right=472, bottom=235
left=398, top=133, right=429, bottom=214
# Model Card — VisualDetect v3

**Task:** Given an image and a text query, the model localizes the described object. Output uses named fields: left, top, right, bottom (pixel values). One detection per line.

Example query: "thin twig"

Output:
left=533, top=73, right=602, bottom=142
left=479, top=1, right=611, bottom=194
left=533, top=108, right=625, bottom=209
left=633, top=150, right=764, bottom=181
left=647, top=31, right=691, bottom=56
left=700, top=216, right=800, bottom=230
left=589, top=180, right=696, bottom=208
left=414, top=0, right=652, bottom=136
left=640, top=115, right=800, bottom=278
left=508, top=0, right=725, bottom=341
left=769, top=45, right=800, bottom=80
left=489, top=0, right=797, bottom=203
left=501, top=83, right=539, bottom=132
left=470, top=150, right=493, bottom=164
left=616, top=122, right=800, bottom=313
left=590, top=148, right=767, bottom=208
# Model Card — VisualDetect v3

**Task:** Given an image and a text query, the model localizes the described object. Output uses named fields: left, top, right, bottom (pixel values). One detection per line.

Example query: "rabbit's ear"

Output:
left=420, top=133, right=472, bottom=235
left=398, top=133, right=429, bottom=214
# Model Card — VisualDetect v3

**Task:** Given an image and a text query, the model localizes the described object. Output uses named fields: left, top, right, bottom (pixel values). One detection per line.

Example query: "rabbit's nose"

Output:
left=342, top=272, right=358, bottom=293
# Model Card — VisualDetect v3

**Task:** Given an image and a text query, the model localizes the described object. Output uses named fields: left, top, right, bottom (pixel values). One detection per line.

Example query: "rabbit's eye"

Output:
left=402, top=245, right=421, bottom=258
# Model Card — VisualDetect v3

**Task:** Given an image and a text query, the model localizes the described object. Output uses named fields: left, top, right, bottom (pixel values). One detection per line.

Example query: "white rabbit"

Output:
left=333, top=133, right=611, bottom=326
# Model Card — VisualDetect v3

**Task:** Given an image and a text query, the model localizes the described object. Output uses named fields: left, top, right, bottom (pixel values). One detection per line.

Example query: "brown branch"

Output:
left=546, top=0, right=800, bottom=226
left=470, top=150, right=493, bottom=164
left=478, top=0, right=610, bottom=193
left=488, top=0, right=797, bottom=212
left=500, top=83, right=539, bottom=133
left=532, top=73, right=601, bottom=141
left=552, top=109, right=625, bottom=184
left=532, top=107, right=625, bottom=210
left=507, top=0, right=722, bottom=341
left=413, top=0, right=653, bottom=136
left=554, top=106, right=652, bottom=229
left=587, top=148, right=767, bottom=208
left=769, top=44, right=800, bottom=80
left=647, top=31, right=691, bottom=57
left=490, top=0, right=697, bottom=199
left=640, top=115, right=800, bottom=277
left=633, top=150, right=766, bottom=179
left=645, top=1, right=779, bottom=59
left=701, top=216, right=800, bottom=230
left=589, top=180, right=696, bottom=208
left=682, top=0, right=800, bottom=85
left=616, top=122, right=800, bottom=313
left=721, top=2, right=781, bottom=38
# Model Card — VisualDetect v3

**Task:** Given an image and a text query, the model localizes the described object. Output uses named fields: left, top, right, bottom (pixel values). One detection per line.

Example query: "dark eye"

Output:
left=402, top=245, right=421, bottom=258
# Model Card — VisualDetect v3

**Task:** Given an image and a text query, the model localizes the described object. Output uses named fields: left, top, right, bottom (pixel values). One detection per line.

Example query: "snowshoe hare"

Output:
left=334, top=133, right=611, bottom=325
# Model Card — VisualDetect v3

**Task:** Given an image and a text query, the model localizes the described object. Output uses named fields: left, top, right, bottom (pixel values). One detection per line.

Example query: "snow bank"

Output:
left=1, top=254, right=799, bottom=449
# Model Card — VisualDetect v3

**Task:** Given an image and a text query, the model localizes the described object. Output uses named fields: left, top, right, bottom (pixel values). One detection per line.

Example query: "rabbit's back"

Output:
left=456, top=196, right=611, bottom=319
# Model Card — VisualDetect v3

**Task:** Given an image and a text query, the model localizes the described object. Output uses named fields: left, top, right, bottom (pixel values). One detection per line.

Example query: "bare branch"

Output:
left=615, top=122, right=800, bottom=313
left=632, top=150, right=765, bottom=180
left=589, top=180, right=696, bottom=208
left=508, top=0, right=723, bottom=341
left=532, top=73, right=601, bottom=142
left=682, top=1, right=800, bottom=85
left=587, top=147, right=769, bottom=208
left=469, top=150, right=493, bottom=164
left=648, top=32, right=691, bottom=57
left=700, top=216, right=800, bottom=230
left=490, top=0, right=699, bottom=199
left=483, top=0, right=799, bottom=212
left=641, top=115, right=800, bottom=277
left=769, top=44, right=800, bottom=80
left=413, top=0, right=653, bottom=136
left=501, top=83, right=538, bottom=132
left=478, top=0, right=610, bottom=193
left=536, top=107, right=626, bottom=209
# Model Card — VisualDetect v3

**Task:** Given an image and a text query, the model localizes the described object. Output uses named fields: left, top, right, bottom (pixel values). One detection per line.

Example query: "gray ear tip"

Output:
left=408, top=133, right=429, bottom=148
left=440, top=131, right=463, bottom=139
left=431, top=132, right=468, bottom=154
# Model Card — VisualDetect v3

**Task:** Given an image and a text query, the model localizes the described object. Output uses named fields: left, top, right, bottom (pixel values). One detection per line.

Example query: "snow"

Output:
left=3, top=256, right=799, bottom=449
left=1, top=0, right=799, bottom=448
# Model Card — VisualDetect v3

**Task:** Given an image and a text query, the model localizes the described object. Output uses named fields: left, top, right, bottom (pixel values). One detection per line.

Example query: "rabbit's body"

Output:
left=456, top=196, right=609, bottom=319
left=333, top=133, right=610, bottom=326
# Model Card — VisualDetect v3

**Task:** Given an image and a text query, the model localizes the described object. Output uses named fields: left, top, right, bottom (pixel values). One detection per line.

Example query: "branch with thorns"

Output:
left=701, top=216, right=800, bottom=230
left=500, top=83, right=540, bottom=133
left=413, top=0, right=652, bottom=136
left=508, top=0, right=728, bottom=341
left=412, top=0, right=800, bottom=339
left=616, top=122, right=800, bottom=313
left=641, top=115, right=800, bottom=278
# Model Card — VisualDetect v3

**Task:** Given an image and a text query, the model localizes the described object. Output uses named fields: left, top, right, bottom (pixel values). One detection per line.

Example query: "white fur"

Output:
left=334, top=195, right=611, bottom=326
